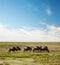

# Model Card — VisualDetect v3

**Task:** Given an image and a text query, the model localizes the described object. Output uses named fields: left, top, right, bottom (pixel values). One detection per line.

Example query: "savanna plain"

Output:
left=0, top=42, right=60, bottom=65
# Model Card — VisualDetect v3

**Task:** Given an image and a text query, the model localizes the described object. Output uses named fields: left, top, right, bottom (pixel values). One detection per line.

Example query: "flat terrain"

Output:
left=0, top=42, right=60, bottom=65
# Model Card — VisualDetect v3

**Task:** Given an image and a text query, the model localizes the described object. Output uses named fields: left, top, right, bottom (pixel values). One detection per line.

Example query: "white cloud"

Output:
left=46, top=8, right=52, bottom=16
left=41, top=3, right=52, bottom=16
left=19, top=28, right=31, bottom=36
left=0, top=23, right=60, bottom=42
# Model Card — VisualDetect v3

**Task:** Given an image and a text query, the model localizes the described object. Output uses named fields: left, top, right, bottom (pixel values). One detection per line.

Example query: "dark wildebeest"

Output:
left=8, top=46, right=21, bottom=53
left=8, top=47, right=16, bottom=53
left=33, top=46, right=40, bottom=52
left=24, top=46, right=32, bottom=52
left=16, top=46, right=21, bottom=51
left=33, top=46, right=49, bottom=53
left=40, top=46, right=49, bottom=52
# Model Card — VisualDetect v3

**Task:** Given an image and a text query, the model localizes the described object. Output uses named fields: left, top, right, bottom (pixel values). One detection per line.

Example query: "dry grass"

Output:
left=0, top=42, right=60, bottom=65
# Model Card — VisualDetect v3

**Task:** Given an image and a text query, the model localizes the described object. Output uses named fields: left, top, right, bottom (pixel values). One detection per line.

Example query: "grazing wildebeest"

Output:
left=33, top=46, right=49, bottom=53
left=40, top=46, right=49, bottom=52
left=16, top=46, right=21, bottom=51
left=8, top=47, right=16, bottom=53
left=24, top=46, right=32, bottom=52
left=33, top=46, right=40, bottom=52
left=8, top=46, right=21, bottom=53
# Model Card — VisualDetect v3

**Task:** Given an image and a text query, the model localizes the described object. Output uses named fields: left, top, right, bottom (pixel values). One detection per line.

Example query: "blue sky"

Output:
left=0, top=0, right=60, bottom=42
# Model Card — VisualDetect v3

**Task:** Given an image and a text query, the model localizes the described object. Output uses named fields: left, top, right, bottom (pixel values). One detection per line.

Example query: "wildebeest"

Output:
left=33, top=46, right=49, bottom=53
left=33, top=46, right=41, bottom=52
left=16, top=46, right=21, bottom=51
left=24, top=46, right=32, bottom=52
left=40, top=46, right=49, bottom=52
left=8, top=47, right=15, bottom=53
left=8, top=46, right=21, bottom=53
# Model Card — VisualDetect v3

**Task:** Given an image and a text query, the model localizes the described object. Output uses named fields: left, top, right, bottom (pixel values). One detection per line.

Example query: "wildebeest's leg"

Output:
left=8, top=49, right=11, bottom=53
left=30, top=48, right=32, bottom=52
left=24, top=49, right=26, bottom=52
left=47, top=48, right=49, bottom=52
left=37, top=49, right=39, bottom=52
left=45, top=47, right=49, bottom=53
left=8, top=49, right=10, bottom=53
left=33, top=49, right=35, bottom=52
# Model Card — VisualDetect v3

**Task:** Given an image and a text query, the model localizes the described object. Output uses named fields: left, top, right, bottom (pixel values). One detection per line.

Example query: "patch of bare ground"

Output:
left=0, top=60, right=4, bottom=64
left=0, top=59, right=23, bottom=63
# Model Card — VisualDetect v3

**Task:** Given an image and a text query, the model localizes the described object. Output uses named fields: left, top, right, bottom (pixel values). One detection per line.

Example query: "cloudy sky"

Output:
left=0, top=0, right=60, bottom=42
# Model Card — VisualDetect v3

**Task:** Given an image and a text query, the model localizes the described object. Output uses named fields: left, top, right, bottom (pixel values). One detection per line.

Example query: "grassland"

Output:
left=0, top=42, right=60, bottom=65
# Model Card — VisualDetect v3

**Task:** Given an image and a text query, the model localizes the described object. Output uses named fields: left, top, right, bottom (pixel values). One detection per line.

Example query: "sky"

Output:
left=0, top=0, right=60, bottom=42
